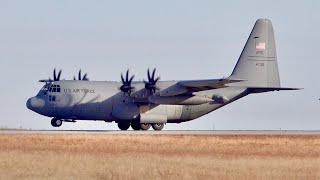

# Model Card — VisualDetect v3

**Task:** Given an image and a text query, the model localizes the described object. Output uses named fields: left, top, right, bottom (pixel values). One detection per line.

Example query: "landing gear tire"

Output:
left=140, top=123, right=151, bottom=131
left=118, top=123, right=130, bottom=130
left=51, top=118, right=62, bottom=127
left=152, top=123, right=164, bottom=131
left=131, top=122, right=141, bottom=131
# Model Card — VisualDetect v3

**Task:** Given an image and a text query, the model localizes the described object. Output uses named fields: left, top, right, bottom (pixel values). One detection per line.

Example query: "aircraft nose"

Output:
left=26, top=97, right=45, bottom=111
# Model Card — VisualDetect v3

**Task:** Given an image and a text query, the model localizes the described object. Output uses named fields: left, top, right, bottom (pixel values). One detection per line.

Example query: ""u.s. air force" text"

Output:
left=63, top=88, right=95, bottom=93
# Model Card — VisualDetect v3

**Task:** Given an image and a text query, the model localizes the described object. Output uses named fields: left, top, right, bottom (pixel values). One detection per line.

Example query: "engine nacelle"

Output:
left=148, top=95, right=213, bottom=105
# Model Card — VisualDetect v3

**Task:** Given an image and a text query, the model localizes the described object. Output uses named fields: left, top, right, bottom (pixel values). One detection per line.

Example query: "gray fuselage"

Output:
left=27, top=80, right=249, bottom=123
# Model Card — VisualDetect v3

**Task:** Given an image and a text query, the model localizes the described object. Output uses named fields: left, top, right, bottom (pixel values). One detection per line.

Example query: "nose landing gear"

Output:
left=51, top=117, right=62, bottom=127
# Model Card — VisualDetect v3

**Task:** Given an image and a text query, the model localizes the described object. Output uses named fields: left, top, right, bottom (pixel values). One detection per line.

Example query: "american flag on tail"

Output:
left=255, top=42, right=265, bottom=50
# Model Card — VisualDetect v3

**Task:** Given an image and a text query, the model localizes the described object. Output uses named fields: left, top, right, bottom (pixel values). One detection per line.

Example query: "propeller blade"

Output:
left=147, top=69, right=151, bottom=81
left=155, top=76, right=160, bottom=82
left=57, top=70, right=62, bottom=81
left=83, top=73, right=88, bottom=81
left=143, top=79, right=148, bottom=84
left=53, top=69, right=57, bottom=81
left=152, top=68, right=156, bottom=80
left=129, top=75, right=134, bottom=84
left=78, top=70, right=81, bottom=81
left=126, top=69, right=129, bottom=82
left=121, top=73, right=125, bottom=84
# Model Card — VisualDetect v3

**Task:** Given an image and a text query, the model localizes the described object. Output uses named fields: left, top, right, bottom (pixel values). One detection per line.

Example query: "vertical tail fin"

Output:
left=230, top=19, right=280, bottom=87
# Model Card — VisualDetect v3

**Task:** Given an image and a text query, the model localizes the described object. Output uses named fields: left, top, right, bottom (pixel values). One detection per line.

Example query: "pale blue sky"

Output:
left=0, top=0, right=319, bottom=130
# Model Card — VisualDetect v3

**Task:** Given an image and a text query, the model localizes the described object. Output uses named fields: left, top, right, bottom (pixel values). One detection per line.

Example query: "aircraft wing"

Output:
left=159, top=78, right=244, bottom=96
left=178, top=78, right=244, bottom=90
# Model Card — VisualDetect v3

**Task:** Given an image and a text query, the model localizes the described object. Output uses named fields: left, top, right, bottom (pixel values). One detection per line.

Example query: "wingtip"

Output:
left=280, top=87, right=303, bottom=90
left=292, top=88, right=303, bottom=90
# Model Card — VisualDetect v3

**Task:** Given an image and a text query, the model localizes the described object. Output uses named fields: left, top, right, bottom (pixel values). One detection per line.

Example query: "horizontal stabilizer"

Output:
left=248, top=87, right=302, bottom=93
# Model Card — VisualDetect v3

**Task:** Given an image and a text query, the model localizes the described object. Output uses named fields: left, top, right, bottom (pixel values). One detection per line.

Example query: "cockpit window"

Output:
left=49, top=85, right=61, bottom=93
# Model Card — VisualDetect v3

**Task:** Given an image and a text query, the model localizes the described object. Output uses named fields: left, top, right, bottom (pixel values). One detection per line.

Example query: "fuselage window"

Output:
left=48, top=95, right=56, bottom=102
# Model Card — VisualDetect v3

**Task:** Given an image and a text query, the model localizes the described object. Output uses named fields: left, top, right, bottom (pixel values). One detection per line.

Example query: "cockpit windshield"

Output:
left=36, top=84, right=61, bottom=97
left=36, top=84, right=50, bottom=97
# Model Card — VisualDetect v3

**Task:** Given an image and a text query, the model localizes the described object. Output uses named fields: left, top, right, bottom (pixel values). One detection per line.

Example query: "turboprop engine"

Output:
left=148, top=95, right=213, bottom=105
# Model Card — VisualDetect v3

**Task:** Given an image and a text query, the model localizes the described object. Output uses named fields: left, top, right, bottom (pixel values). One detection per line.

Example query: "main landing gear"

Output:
left=117, top=122, right=165, bottom=131
left=140, top=123, right=151, bottom=131
left=51, top=117, right=62, bottom=127
left=151, top=123, right=164, bottom=131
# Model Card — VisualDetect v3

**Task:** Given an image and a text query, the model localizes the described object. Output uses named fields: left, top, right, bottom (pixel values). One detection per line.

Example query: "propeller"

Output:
left=39, top=68, right=62, bottom=82
left=144, top=68, right=160, bottom=93
left=73, top=69, right=89, bottom=81
left=53, top=68, right=62, bottom=81
left=120, top=69, right=135, bottom=95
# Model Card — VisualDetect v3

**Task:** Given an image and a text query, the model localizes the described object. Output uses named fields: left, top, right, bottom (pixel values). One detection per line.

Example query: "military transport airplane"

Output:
left=26, top=19, right=299, bottom=131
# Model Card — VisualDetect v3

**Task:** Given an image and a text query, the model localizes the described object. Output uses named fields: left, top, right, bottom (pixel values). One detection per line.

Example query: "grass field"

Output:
left=0, top=133, right=320, bottom=180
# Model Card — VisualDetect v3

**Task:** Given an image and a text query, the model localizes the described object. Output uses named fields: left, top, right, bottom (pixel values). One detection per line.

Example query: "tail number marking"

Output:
left=255, top=63, right=265, bottom=67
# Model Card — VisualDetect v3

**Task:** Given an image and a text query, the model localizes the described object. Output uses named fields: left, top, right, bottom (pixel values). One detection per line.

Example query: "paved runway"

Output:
left=1, top=130, right=320, bottom=135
